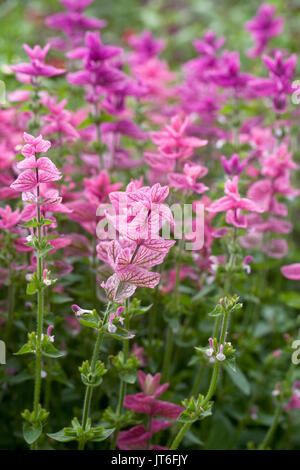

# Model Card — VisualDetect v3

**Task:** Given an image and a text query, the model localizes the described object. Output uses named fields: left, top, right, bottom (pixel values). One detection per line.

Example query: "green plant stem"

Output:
left=6, top=272, right=15, bottom=341
left=78, top=328, right=105, bottom=450
left=190, top=364, right=205, bottom=399
left=162, top=326, right=174, bottom=383
left=170, top=306, right=229, bottom=450
left=110, top=313, right=130, bottom=450
left=31, top=200, right=44, bottom=450
left=44, top=358, right=51, bottom=412
left=93, top=102, right=104, bottom=170
left=170, top=422, right=190, bottom=450
left=162, top=239, right=183, bottom=382
left=259, top=405, right=281, bottom=450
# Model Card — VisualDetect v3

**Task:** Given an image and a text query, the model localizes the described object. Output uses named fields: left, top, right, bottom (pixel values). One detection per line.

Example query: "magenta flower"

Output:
left=210, top=51, right=252, bottom=91
left=11, top=44, right=65, bottom=78
left=246, top=4, right=283, bottom=57
left=60, top=0, right=94, bottom=11
left=68, top=31, right=122, bottom=62
left=127, top=30, right=165, bottom=62
left=117, top=419, right=170, bottom=450
left=83, top=170, right=123, bottom=205
left=123, top=371, right=184, bottom=419
left=285, top=382, right=300, bottom=410
left=221, top=154, right=247, bottom=176
left=46, top=0, right=106, bottom=48
left=193, top=30, right=225, bottom=56
left=100, top=120, right=146, bottom=142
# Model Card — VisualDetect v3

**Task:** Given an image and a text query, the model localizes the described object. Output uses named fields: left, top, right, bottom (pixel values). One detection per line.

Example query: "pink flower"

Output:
left=221, top=154, right=247, bottom=176
left=22, top=133, right=51, bottom=158
left=99, top=240, right=164, bottom=303
left=150, top=115, right=207, bottom=161
left=83, top=170, right=122, bottom=205
left=10, top=134, right=61, bottom=194
left=117, top=419, right=171, bottom=450
left=207, top=176, right=264, bottom=215
left=11, top=44, right=65, bottom=78
left=123, top=371, right=184, bottom=419
left=11, top=167, right=61, bottom=192
left=285, top=382, right=300, bottom=410
left=169, top=162, right=209, bottom=194
left=281, top=264, right=300, bottom=280
left=132, top=343, right=147, bottom=367
left=0, top=206, right=21, bottom=230
left=246, top=4, right=283, bottom=57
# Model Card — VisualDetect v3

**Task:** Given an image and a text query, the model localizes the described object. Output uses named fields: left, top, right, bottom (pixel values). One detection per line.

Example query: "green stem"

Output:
left=171, top=306, right=229, bottom=450
left=79, top=328, right=105, bottom=450
left=190, top=364, right=205, bottom=400
left=259, top=405, right=281, bottom=450
left=44, top=358, right=52, bottom=412
left=5, top=272, right=15, bottom=341
left=162, top=239, right=183, bottom=382
left=110, top=312, right=130, bottom=450
left=31, top=198, right=44, bottom=450
left=93, top=103, right=104, bottom=170
left=170, top=423, right=190, bottom=450
left=162, top=326, right=174, bottom=382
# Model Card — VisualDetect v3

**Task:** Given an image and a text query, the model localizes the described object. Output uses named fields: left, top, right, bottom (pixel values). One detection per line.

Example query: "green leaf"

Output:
left=26, top=280, right=38, bottom=296
left=108, top=327, right=135, bottom=341
left=47, top=429, right=76, bottom=443
left=42, top=342, right=64, bottom=359
left=23, top=422, right=42, bottom=445
left=38, top=243, right=53, bottom=258
left=224, top=363, right=250, bottom=395
left=91, top=427, right=115, bottom=442
left=78, top=313, right=100, bottom=329
left=120, top=369, right=137, bottom=384
left=51, top=294, right=73, bottom=305
left=279, top=291, right=300, bottom=309
left=24, top=218, right=38, bottom=228
left=14, top=343, right=35, bottom=356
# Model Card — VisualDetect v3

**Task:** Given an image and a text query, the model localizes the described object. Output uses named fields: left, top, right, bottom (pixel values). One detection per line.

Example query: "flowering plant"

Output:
left=1, top=0, right=300, bottom=452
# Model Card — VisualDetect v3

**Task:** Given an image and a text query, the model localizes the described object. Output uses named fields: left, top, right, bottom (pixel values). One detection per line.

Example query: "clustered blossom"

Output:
left=241, top=140, right=298, bottom=258
left=46, top=0, right=106, bottom=51
left=97, top=182, right=175, bottom=303
left=117, top=372, right=183, bottom=450
left=11, top=44, right=65, bottom=81
left=245, top=3, right=283, bottom=57
left=8, top=132, right=71, bottom=269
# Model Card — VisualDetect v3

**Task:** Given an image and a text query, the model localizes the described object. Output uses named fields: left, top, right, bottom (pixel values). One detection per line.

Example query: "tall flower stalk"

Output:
left=11, top=133, right=63, bottom=448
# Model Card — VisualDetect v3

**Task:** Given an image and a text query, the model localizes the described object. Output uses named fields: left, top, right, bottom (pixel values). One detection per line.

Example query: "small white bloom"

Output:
left=205, top=348, right=214, bottom=357
left=108, top=323, right=117, bottom=333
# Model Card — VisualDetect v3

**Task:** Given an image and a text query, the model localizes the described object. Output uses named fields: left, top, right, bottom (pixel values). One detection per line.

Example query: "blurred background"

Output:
left=0, top=0, right=299, bottom=69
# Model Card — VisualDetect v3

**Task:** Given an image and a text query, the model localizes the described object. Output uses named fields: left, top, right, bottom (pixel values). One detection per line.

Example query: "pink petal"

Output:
left=281, top=264, right=300, bottom=280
